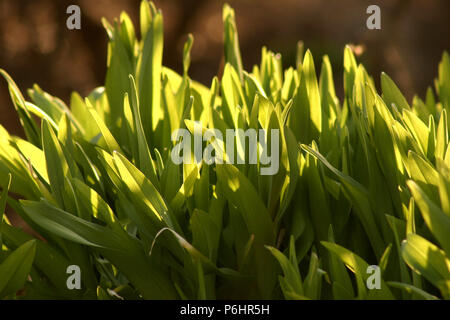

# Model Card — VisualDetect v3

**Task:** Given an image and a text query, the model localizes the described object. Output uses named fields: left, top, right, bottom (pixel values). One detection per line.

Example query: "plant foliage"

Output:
left=0, top=1, right=449, bottom=300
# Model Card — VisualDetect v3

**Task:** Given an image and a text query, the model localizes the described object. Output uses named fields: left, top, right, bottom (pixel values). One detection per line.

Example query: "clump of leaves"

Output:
left=0, top=1, right=449, bottom=300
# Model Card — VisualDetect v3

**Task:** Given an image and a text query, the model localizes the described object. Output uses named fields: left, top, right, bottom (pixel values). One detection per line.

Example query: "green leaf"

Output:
left=438, top=51, right=450, bottom=109
left=401, top=233, right=450, bottom=298
left=137, top=1, right=163, bottom=137
left=0, top=69, right=40, bottom=146
left=387, top=282, right=438, bottom=300
left=183, top=34, right=194, bottom=75
left=327, top=226, right=354, bottom=298
left=436, top=109, right=448, bottom=160
left=86, top=99, right=123, bottom=155
left=302, top=144, right=385, bottom=257
left=0, top=240, right=36, bottom=298
left=128, top=76, right=159, bottom=188
left=0, top=173, right=12, bottom=253
left=288, top=71, right=310, bottom=143
left=303, top=50, right=321, bottom=140
left=381, top=72, right=410, bottom=111
left=113, top=151, right=178, bottom=232
left=104, top=19, right=134, bottom=136
left=216, top=164, right=278, bottom=298
left=407, top=180, right=450, bottom=254
left=1, top=222, right=81, bottom=298
left=266, top=237, right=304, bottom=299
left=343, top=45, right=357, bottom=100
left=21, top=199, right=177, bottom=299
left=13, top=138, right=49, bottom=183
left=223, top=4, right=243, bottom=81
left=322, top=241, right=394, bottom=299
left=41, top=119, right=71, bottom=207
left=216, top=164, right=275, bottom=244
left=303, top=252, right=326, bottom=300
left=191, top=208, right=221, bottom=262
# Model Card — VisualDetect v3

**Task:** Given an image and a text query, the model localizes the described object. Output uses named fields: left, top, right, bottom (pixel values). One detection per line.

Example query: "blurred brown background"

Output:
left=1, top=0, right=449, bottom=137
